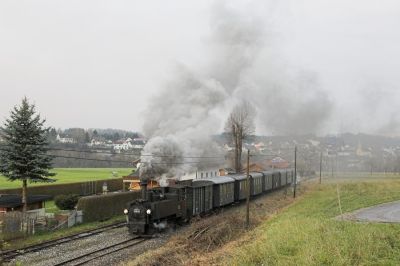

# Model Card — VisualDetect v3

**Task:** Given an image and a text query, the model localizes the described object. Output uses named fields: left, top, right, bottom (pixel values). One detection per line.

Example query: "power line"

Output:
left=0, top=148, right=226, bottom=165
left=41, top=147, right=227, bottom=159
left=49, top=154, right=226, bottom=165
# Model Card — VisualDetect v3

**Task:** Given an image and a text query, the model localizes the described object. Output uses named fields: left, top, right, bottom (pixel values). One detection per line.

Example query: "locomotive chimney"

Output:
left=138, top=162, right=154, bottom=201
left=140, top=178, right=147, bottom=200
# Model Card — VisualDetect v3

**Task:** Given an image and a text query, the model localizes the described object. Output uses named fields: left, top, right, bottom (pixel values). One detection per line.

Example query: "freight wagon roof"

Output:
left=228, top=174, right=247, bottom=181
left=197, top=176, right=235, bottom=184
left=250, top=172, right=263, bottom=178
left=262, top=170, right=278, bottom=175
left=191, top=180, right=214, bottom=187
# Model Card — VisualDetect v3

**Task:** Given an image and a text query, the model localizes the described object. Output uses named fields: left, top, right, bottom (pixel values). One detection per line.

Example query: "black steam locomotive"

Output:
left=124, top=169, right=294, bottom=235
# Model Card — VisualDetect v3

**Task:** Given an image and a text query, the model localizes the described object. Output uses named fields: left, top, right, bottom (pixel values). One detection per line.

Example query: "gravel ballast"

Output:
left=6, top=226, right=169, bottom=266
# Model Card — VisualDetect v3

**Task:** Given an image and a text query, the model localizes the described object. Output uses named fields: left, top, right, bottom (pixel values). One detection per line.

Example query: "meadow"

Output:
left=229, top=175, right=400, bottom=265
left=0, top=168, right=133, bottom=189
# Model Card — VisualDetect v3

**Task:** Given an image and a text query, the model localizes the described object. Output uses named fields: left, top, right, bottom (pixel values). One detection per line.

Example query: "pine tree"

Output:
left=0, top=98, right=56, bottom=213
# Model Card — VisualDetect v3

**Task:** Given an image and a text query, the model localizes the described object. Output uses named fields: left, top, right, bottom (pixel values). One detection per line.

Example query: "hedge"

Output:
left=0, top=178, right=123, bottom=198
left=76, top=191, right=140, bottom=223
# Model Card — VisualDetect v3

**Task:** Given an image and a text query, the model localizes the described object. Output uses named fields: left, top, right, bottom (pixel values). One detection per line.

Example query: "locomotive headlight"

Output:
left=146, top=209, right=151, bottom=215
left=123, top=209, right=129, bottom=215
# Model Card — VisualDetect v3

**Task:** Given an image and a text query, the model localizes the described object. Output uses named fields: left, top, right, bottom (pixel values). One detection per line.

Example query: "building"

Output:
left=0, top=194, right=51, bottom=213
left=245, top=157, right=290, bottom=172
left=113, top=139, right=134, bottom=151
left=56, top=134, right=76, bottom=144
left=180, top=168, right=223, bottom=180
left=122, top=170, right=159, bottom=191
left=132, top=138, right=146, bottom=149
left=122, top=167, right=228, bottom=190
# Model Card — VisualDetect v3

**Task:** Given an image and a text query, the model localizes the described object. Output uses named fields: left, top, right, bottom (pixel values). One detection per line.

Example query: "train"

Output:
left=124, top=168, right=294, bottom=235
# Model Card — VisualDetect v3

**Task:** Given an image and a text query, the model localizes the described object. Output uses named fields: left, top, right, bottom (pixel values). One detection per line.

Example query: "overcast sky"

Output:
left=1, top=0, right=400, bottom=136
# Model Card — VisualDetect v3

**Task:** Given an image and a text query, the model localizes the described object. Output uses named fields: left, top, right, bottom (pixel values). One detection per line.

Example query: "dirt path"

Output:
left=341, top=201, right=400, bottom=223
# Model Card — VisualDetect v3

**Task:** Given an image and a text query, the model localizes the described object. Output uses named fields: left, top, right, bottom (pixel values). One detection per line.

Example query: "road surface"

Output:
left=341, top=201, right=400, bottom=223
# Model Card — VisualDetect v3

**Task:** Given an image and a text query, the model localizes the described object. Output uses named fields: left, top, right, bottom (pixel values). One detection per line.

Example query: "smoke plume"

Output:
left=140, top=2, right=333, bottom=180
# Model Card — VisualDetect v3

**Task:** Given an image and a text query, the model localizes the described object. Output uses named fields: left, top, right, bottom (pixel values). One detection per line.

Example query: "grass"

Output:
left=44, top=200, right=60, bottom=214
left=3, top=215, right=126, bottom=250
left=0, top=168, right=133, bottom=189
left=229, top=176, right=400, bottom=265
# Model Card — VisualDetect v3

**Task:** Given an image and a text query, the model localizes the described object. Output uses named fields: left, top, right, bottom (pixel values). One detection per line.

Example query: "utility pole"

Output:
left=319, top=151, right=322, bottom=184
left=246, top=149, right=250, bottom=229
left=293, top=146, right=297, bottom=198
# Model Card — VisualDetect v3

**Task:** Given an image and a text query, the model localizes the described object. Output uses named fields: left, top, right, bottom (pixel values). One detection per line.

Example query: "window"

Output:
left=201, top=173, right=203, bottom=178
left=206, top=173, right=208, bottom=178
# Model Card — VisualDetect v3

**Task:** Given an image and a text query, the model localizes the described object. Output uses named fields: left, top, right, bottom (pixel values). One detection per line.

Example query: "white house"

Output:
left=180, top=168, right=223, bottom=181
left=113, top=139, right=133, bottom=151
left=56, top=134, right=76, bottom=144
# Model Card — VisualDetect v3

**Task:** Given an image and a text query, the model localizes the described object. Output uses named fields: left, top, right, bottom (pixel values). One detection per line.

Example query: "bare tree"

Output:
left=225, top=100, right=256, bottom=173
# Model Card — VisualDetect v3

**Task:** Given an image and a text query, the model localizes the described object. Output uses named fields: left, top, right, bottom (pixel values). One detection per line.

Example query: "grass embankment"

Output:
left=128, top=176, right=400, bottom=266
left=229, top=178, right=400, bottom=265
left=0, top=168, right=132, bottom=189
left=127, top=184, right=308, bottom=266
left=323, top=172, right=400, bottom=183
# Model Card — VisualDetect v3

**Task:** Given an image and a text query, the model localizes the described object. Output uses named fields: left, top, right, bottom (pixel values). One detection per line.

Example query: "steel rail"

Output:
left=53, top=237, right=145, bottom=266
left=1, top=222, right=126, bottom=262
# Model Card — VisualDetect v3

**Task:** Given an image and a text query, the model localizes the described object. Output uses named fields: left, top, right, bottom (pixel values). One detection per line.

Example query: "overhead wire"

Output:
left=17, top=147, right=227, bottom=159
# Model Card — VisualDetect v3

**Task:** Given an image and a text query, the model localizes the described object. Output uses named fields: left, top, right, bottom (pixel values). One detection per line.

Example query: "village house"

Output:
left=245, top=157, right=290, bottom=172
left=113, top=138, right=134, bottom=151
left=56, top=134, right=76, bottom=144
left=132, top=138, right=146, bottom=149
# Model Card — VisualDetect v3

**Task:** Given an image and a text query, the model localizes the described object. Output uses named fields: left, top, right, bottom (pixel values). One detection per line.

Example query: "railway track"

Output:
left=1, top=221, right=126, bottom=262
left=54, top=236, right=146, bottom=266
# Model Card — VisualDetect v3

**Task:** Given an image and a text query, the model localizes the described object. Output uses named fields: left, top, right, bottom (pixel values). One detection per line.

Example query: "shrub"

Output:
left=54, top=194, right=80, bottom=210
left=77, top=191, right=140, bottom=222
left=0, top=178, right=123, bottom=198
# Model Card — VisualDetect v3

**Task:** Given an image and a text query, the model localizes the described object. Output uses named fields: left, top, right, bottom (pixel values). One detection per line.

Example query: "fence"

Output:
left=0, top=209, right=83, bottom=241
left=0, top=211, right=35, bottom=240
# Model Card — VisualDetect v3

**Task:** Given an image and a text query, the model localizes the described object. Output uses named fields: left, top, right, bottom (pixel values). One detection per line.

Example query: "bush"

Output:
left=77, top=191, right=140, bottom=222
left=54, top=194, right=80, bottom=210
left=0, top=178, right=123, bottom=198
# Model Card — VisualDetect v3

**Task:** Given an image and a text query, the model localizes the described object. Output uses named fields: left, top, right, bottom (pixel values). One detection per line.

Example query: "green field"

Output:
left=0, top=168, right=133, bottom=189
left=230, top=176, right=400, bottom=265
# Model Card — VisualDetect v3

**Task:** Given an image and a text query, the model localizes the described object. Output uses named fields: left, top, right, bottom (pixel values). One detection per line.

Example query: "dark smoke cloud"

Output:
left=140, top=1, right=333, bottom=180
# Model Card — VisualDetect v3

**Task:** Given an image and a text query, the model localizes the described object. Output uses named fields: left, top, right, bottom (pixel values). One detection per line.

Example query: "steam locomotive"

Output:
left=124, top=169, right=294, bottom=235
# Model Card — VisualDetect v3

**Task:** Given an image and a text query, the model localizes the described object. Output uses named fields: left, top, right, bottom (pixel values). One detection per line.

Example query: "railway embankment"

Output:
left=125, top=180, right=312, bottom=266
left=126, top=177, right=400, bottom=265
left=220, top=178, right=400, bottom=265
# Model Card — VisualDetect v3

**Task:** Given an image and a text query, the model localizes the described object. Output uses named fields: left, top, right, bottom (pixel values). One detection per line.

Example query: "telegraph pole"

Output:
left=293, top=146, right=297, bottom=198
left=246, top=149, right=250, bottom=229
left=319, top=151, right=322, bottom=184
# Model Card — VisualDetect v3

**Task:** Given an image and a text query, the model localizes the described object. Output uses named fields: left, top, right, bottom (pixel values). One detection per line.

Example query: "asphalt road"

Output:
left=347, top=201, right=400, bottom=223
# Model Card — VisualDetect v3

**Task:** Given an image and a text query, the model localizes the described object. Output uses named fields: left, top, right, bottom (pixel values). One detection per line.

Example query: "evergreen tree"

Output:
left=0, top=98, right=56, bottom=213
